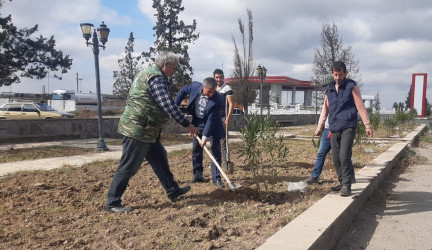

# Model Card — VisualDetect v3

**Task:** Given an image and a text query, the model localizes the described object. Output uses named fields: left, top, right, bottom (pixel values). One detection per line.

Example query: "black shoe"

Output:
left=330, top=185, right=343, bottom=192
left=339, top=186, right=352, bottom=196
left=186, top=178, right=203, bottom=184
left=305, top=177, right=318, bottom=184
left=213, top=179, right=225, bottom=188
left=104, top=206, right=132, bottom=213
left=168, top=186, right=191, bottom=202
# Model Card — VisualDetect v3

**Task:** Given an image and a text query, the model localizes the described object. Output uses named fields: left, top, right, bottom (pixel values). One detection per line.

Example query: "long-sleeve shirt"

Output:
left=148, top=76, right=190, bottom=128
left=317, top=85, right=371, bottom=131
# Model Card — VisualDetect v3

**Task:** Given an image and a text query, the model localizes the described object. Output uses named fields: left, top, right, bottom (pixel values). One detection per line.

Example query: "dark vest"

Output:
left=326, top=79, right=358, bottom=132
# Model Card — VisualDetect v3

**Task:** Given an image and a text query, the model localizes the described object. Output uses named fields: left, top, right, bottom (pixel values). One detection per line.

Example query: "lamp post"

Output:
left=256, top=65, right=267, bottom=116
left=80, top=22, right=110, bottom=151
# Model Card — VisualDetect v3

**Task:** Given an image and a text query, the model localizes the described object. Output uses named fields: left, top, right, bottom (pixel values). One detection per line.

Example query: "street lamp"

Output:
left=256, top=65, right=267, bottom=116
left=80, top=22, right=110, bottom=151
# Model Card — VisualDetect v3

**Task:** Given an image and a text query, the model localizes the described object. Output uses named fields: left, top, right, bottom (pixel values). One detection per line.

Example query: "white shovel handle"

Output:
left=195, top=135, right=234, bottom=187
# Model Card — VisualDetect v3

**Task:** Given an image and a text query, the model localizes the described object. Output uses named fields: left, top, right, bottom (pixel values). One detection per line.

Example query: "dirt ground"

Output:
left=0, top=126, right=397, bottom=249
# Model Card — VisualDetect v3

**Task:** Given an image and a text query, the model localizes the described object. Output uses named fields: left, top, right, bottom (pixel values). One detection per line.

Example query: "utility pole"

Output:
left=76, top=72, right=83, bottom=93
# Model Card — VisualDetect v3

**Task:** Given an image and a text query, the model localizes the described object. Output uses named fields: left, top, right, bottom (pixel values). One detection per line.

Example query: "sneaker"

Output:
left=168, top=186, right=191, bottom=202
left=213, top=179, right=225, bottom=188
left=104, top=206, right=132, bottom=213
left=186, top=178, right=203, bottom=184
left=305, top=177, right=318, bottom=184
left=330, top=185, right=343, bottom=192
left=339, top=186, right=351, bottom=196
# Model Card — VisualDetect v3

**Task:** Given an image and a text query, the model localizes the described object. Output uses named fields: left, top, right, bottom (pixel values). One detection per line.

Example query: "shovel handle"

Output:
left=195, top=135, right=234, bottom=187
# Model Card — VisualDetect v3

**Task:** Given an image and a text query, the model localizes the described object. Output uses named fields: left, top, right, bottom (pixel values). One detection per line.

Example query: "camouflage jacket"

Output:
left=117, top=65, right=170, bottom=143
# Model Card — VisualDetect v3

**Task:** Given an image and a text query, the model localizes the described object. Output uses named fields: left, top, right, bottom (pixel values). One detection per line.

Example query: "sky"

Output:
left=1, top=0, right=432, bottom=109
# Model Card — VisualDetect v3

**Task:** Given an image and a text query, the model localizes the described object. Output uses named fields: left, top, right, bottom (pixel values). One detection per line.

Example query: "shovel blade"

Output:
left=227, top=182, right=241, bottom=191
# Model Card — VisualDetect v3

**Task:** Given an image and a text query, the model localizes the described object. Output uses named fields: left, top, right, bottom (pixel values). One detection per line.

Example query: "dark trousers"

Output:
left=106, top=136, right=180, bottom=207
left=330, top=127, right=356, bottom=187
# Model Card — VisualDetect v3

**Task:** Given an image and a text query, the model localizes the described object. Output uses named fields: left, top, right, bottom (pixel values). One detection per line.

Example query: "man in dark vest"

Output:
left=104, top=52, right=199, bottom=213
left=315, top=61, right=373, bottom=196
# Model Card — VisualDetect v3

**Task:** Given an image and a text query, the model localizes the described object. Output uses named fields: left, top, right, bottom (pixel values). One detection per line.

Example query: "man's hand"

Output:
left=366, top=128, right=374, bottom=137
left=186, top=124, right=199, bottom=137
left=224, top=118, right=230, bottom=127
left=199, top=138, right=207, bottom=147
left=314, top=126, right=323, bottom=136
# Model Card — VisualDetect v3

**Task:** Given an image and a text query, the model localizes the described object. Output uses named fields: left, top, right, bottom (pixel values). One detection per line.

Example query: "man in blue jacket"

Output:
left=175, top=77, right=225, bottom=188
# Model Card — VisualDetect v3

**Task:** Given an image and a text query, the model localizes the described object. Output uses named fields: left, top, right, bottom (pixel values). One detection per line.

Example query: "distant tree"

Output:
left=0, top=0, right=72, bottom=87
left=404, top=84, right=429, bottom=115
left=392, top=102, right=399, bottom=110
left=313, top=22, right=362, bottom=86
left=142, top=0, right=199, bottom=93
left=230, top=8, right=257, bottom=115
left=112, top=32, right=143, bottom=99
left=405, top=85, right=412, bottom=111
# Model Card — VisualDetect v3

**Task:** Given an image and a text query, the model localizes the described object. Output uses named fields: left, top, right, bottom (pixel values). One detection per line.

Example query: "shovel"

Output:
left=195, top=135, right=241, bottom=191
left=225, top=98, right=235, bottom=174
left=225, top=123, right=235, bottom=174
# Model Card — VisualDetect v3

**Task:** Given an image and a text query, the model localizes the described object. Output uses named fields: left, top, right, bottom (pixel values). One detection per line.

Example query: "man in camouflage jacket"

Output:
left=104, top=52, right=199, bottom=213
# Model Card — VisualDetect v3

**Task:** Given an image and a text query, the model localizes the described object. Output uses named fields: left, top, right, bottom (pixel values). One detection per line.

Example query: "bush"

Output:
left=239, top=114, right=288, bottom=200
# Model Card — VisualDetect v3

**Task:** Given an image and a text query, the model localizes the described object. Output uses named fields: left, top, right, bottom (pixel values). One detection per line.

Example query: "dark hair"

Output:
left=332, top=61, right=347, bottom=73
left=213, top=69, right=224, bottom=76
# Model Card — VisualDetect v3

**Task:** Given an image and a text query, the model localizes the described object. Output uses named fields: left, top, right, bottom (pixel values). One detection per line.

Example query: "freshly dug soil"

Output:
left=0, top=134, right=391, bottom=249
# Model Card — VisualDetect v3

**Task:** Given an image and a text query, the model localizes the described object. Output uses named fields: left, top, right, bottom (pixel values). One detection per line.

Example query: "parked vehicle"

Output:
left=52, top=89, right=99, bottom=105
left=0, top=102, right=74, bottom=119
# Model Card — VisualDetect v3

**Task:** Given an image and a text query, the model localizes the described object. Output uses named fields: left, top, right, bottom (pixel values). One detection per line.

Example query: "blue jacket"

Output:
left=326, top=78, right=358, bottom=132
left=175, top=81, right=224, bottom=139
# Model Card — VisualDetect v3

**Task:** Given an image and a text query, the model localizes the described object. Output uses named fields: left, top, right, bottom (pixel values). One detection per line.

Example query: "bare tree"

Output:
left=230, top=8, right=257, bottom=115
left=313, top=22, right=361, bottom=87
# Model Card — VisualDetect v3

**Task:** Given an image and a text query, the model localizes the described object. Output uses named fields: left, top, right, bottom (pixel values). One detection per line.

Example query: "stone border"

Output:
left=258, top=124, right=427, bottom=250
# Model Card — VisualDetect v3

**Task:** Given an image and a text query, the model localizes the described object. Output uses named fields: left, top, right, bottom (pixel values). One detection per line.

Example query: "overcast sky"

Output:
left=2, top=0, right=432, bottom=109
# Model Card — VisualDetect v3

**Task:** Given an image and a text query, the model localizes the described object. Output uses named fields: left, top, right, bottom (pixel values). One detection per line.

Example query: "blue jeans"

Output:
left=106, top=136, right=180, bottom=207
left=331, top=127, right=356, bottom=186
left=311, top=128, right=331, bottom=178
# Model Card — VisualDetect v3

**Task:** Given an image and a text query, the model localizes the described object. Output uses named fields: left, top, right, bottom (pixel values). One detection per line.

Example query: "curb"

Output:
left=258, top=124, right=427, bottom=250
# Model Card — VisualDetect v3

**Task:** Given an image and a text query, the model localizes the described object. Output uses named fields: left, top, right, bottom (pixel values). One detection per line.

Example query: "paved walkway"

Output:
left=0, top=139, right=194, bottom=177
left=334, top=138, right=432, bottom=249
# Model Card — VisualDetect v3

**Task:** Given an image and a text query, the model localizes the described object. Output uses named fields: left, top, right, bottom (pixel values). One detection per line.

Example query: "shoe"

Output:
left=213, top=179, right=225, bottom=188
left=186, top=178, right=203, bottom=184
left=104, top=206, right=132, bottom=213
left=305, top=177, right=318, bottom=184
left=339, top=186, right=351, bottom=196
left=330, top=185, right=343, bottom=192
left=168, top=186, right=191, bottom=202
left=351, top=176, right=356, bottom=184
